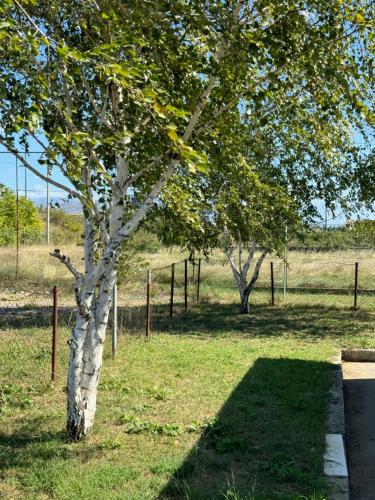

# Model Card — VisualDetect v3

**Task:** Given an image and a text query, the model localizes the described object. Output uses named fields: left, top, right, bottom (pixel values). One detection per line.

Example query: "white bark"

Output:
left=226, top=242, right=268, bottom=313
left=50, top=2, right=248, bottom=440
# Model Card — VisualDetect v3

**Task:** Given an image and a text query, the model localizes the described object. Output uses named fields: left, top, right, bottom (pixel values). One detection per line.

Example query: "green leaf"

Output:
left=167, top=129, right=179, bottom=142
left=354, top=13, right=365, bottom=24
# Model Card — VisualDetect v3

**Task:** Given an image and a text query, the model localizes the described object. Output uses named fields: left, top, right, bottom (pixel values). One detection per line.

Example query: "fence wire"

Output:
left=0, top=247, right=374, bottom=335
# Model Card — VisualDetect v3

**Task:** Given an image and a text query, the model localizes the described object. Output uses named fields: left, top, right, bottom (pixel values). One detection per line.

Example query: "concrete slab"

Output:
left=324, top=434, right=348, bottom=477
left=343, top=361, right=375, bottom=500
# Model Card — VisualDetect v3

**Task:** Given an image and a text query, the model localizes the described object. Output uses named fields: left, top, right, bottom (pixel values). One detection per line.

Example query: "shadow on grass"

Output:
left=160, top=301, right=375, bottom=340
left=1, top=300, right=374, bottom=342
left=159, top=357, right=331, bottom=499
left=0, top=416, right=102, bottom=472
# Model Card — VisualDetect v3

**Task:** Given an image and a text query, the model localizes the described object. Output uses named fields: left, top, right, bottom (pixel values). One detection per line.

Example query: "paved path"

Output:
left=343, top=362, right=375, bottom=500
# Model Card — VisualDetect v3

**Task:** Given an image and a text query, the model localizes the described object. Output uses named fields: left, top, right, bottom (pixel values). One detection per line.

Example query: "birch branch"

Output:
left=50, top=249, right=83, bottom=281
left=88, top=0, right=246, bottom=284
left=194, top=19, right=360, bottom=137
left=0, top=138, right=83, bottom=201
left=26, top=130, right=70, bottom=176
left=81, top=75, right=114, bottom=131
left=12, top=0, right=56, bottom=46
left=244, top=248, right=269, bottom=295
left=48, top=245, right=90, bottom=318
left=242, top=241, right=257, bottom=278
left=225, top=247, right=242, bottom=289
left=182, top=0, right=244, bottom=142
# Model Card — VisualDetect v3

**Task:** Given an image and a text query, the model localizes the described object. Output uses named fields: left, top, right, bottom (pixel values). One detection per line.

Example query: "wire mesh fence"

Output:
left=0, top=246, right=374, bottom=337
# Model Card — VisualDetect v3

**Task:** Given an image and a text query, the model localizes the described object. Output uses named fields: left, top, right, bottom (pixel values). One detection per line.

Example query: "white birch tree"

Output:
left=0, top=0, right=373, bottom=439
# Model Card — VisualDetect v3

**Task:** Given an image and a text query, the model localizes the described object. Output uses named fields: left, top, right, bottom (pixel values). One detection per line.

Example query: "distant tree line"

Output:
left=0, top=184, right=83, bottom=246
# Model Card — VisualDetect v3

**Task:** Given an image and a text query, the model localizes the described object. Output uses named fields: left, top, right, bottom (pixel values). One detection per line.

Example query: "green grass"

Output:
left=1, top=299, right=375, bottom=499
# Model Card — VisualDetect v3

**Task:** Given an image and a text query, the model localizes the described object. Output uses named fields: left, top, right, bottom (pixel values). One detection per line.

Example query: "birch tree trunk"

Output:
left=226, top=242, right=269, bottom=314
left=66, top=272, right=116, bottom=440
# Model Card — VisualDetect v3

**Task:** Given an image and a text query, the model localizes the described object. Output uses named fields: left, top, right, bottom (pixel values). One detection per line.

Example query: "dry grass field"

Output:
left=0, top=244, right=374, bottom=313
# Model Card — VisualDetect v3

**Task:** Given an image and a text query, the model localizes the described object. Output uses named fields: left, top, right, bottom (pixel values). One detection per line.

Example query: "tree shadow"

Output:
left=0, top=415, right=104, bottom=474
left=151, top=301, right=374, bottom=341
left=159, top=357, right=332, bottom=499
left=1, top=300, right=373, bottom=342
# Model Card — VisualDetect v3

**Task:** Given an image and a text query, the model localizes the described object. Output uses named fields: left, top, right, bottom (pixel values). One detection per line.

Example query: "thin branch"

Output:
left=123, top=152, right=167, bottom=190
left=81, top=75, right=114, bottom=131
left=62, top=64, right=79, bottom=133
left=194, top=22, right=362, bottom=136
left=50, top=249, right=82, bottom=281
left=0, top=138, right=83, bottom=201
left=12, top=0, right=56, bottom=46
left=182, top=0, right=245, bottom=142
left=27, top=130, right=69, bottom=176
left=244, top=249, right=269, bottom=295
left=88, top=149, right=119, bottom=194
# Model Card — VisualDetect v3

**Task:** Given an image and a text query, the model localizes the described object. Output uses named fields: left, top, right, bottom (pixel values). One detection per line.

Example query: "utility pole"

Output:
left=46, top=166, right=50, bottom=245
left=24, top=152, right=27, bottom=199
left=283, top=225, right=288, bottom=296
left=324, top=201, right=328, bottom=232
left=15, top=157, right=19, bottom=280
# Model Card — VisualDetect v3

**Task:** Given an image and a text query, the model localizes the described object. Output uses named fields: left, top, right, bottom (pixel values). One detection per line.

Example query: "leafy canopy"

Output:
left=0, top=0, right=373, bottom=252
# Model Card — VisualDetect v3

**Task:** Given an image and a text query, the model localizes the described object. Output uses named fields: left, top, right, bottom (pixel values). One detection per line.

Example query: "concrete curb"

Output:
left=341, top=348, right=375, bottom=362
left=324, top=355, right=349, bottom=500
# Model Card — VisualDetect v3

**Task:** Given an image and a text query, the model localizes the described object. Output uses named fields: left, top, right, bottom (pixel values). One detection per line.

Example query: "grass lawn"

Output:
left=1, top=300, right=374, bottom=499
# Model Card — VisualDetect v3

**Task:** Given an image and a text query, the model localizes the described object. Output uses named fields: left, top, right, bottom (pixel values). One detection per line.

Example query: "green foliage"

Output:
left=0, top=0, right=373, bottom=245
left=0, top=184, right=42, bottom=245
left=119, top=415, right=182, bottom=436
left=44, top=208, right=83, bottom=244
left=294, top=221, right=375, bottom=249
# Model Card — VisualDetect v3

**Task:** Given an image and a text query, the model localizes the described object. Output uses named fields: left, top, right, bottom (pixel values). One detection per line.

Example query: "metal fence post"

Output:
left=197, top=258, right=201, bottom=303
left=270, top=262, right=275, bottom=306
left=52, top=286, right=58, bottom=381
left=146, top=270, right=151, bottom=338
left=283, top=245, right=288, bottom=296
left=170, top=263, right=175, bottom=318
left=184, top=259, right=188, bottom=310
left=112, top=281, right=118, bottom=357
left=354, top=262, right=359, bottom=309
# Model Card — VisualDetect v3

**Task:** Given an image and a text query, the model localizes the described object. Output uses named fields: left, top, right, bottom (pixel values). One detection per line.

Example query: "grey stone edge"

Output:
left=341, top=348, right=375, bottom=362
left=324, top=354, right=349, bottom=500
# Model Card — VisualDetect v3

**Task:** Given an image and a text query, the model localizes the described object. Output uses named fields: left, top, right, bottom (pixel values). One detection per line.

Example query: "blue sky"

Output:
left=0, top=136, right=74, bottom=206
left=0, top=139, right=373, bottom=225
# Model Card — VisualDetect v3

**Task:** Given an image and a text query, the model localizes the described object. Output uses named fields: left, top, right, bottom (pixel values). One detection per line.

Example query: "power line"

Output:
left=0, top=151, right=44, bottom=154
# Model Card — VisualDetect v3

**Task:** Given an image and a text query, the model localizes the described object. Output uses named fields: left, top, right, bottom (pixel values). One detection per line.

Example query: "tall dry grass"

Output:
left=0, top=244, right=374, bottom=309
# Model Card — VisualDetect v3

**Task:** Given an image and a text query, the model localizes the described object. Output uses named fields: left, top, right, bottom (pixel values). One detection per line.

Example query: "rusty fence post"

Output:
left=112, top=281, right=118, bottom=357
left=170, top=263, right=175, bottom=318
left=197, top=258, right=201, bottom=303
left=270, top=262, right=275, bottom=306
left=184, top=259, right=188, bottom=310
left=52, top=286, right=58, bottom=382
left=146, top=269, right=151, bottom=338
left=354, top=262, right=359, bottom=309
